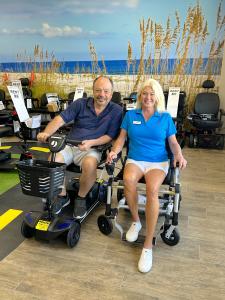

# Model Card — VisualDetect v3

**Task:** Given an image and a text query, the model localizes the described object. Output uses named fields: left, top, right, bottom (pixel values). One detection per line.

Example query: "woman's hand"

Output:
left=107, top=150, right=117, bottom=163
left=173, top=153, right=187, bottom=170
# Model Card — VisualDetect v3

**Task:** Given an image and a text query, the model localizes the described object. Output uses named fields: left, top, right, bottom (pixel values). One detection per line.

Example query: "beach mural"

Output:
left=0, top=0, right=224, bottom=111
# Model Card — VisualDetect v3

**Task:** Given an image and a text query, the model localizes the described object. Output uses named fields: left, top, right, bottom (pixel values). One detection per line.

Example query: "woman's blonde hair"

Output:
left=136, top=78, right=165, bottom=111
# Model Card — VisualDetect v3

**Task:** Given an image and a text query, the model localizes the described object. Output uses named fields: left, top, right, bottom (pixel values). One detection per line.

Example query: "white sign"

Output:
left=13, top=120, right=20, bottom=133
left=73, top=87, right=84, bottom=101
left=26, top=98, right=32, bottom=109
left=7, top=86, right=30, bottom=122
left=166, top=87, right=180, bottom=118
left=25, top=114, right=41, bottom=129
left=126, top=103, right=136, bottom=111
left=46, top=93, right=59, bottom=103
left=0, top=101, right=5, bottom=110
left=11, top=80, right=24, bottom=100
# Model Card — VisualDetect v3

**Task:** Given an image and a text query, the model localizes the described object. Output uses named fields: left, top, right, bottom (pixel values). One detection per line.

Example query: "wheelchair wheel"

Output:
left=66, top=222, right=81, bottom=248
left=21, top=221, right=35, bottom=238
left=160, top=225, right=180, bottom=246
left=188, top=134, right=194, bottom=148
left=97, top=215, right=113, bottom=235
left=218, top=135, right=224, bottom=150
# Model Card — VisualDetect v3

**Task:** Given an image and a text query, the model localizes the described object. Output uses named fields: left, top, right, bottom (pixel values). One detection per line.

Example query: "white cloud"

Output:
left=42, top=23, right=82, bottom=37
left=0, top=23, right=98, bottom=38
left=0, top=0, right=139, bottom=17
left=0, top=28, right=38, bottom=35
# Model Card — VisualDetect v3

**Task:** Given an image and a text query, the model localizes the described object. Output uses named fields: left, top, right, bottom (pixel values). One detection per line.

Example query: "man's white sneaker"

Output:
left=138, top=248, right=153, bottom=273
left=126, top=221, right=142, bottom=242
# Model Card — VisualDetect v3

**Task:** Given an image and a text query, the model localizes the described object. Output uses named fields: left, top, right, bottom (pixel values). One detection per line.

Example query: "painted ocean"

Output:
left=0, top=58, right=222, bottom=75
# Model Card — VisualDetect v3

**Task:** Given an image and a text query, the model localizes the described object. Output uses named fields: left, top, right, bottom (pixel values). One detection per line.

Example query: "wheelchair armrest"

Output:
left=94, top=142, right=112, bottom=152
left=66, top=138, right=112, bottom=152
left=187, top=113, right=199, bottom=121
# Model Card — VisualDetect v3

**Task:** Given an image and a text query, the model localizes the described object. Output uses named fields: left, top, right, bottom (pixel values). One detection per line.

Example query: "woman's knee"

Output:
left=123, top=173, right=139, bottom=188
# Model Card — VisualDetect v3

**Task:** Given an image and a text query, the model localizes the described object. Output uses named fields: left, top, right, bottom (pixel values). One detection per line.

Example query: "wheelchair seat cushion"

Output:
left=192, top=118, right=222, bottom=130
left=0, top=126, right=13, bottom=137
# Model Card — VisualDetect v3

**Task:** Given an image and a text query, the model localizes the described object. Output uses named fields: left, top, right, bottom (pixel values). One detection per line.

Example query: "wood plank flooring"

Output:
left=0, top=147, right=225, bottom=300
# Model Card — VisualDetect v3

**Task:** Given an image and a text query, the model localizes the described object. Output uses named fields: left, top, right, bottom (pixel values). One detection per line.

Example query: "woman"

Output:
left=107, top=78, right=187, bottom=273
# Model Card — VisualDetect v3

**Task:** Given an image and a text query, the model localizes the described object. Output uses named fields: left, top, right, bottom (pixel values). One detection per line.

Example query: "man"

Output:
left=37, top=76, right=123, bottom=218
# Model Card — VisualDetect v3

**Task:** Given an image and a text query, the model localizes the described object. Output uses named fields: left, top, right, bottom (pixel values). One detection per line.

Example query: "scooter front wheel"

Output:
left=21, top=220, right=35, bottom=238
left=66, top=222, right=81, bottom=248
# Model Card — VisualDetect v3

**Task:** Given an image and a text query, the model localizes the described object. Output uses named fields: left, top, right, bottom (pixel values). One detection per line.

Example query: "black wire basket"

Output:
left=16, top=159, right=66, bottom=198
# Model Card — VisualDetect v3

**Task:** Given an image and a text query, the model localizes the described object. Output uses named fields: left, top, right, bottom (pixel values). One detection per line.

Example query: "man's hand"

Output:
left=78, top=140, right=94, bottom=151
left=37, top=132, right=50, bottom=143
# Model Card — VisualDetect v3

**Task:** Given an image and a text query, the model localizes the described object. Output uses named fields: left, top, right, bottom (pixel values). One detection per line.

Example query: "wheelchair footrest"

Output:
left=121, top=233, right=156, bottom=246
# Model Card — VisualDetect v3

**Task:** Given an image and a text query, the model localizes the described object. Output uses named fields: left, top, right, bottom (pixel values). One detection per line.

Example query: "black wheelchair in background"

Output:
left=187, top=80, right=225, bottom=149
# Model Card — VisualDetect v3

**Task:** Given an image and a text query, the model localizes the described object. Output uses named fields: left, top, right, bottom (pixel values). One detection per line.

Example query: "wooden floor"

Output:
left=0, top=147, right=225, bottom=300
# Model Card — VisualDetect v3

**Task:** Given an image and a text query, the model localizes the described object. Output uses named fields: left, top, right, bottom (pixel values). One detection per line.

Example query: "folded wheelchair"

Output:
left=97, top=149, right=181, bottom=247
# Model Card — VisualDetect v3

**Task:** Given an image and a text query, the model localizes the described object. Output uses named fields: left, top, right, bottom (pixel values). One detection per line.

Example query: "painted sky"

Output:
left=0, top=0, right=224, bottom=62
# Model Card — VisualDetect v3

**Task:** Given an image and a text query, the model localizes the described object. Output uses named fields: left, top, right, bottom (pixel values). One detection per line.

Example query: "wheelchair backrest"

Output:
left=111, top=91, right=122, bottom=105
left=0, top=89, right=5, bottom=101
left=194, top=93, right=220, bottom=116
left=20, top=78, right=32, bottom=99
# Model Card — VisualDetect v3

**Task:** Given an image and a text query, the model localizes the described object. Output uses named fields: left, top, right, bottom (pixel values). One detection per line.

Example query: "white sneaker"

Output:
left=138, top=248, right=153, bottom=273
left=126, top=221, right=142, bottom=242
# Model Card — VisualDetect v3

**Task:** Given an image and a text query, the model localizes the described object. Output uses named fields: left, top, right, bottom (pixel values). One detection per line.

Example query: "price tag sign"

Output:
left=73, top=87, right=84, bottom=101
left=11, top=80, right=23, bottom=99
left=26, top=98, right=32, bottom=108
left=46, top=93, right=59, bottom=103
left=166, top=87, right=180, bottom=118
left=7, top=86, right=30, bottom=122
left=0, top=101, right=5, bottom=110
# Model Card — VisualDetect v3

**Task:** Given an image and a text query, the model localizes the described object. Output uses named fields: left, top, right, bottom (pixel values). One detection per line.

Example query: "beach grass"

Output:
left=0, top=1, right=224, bottom=114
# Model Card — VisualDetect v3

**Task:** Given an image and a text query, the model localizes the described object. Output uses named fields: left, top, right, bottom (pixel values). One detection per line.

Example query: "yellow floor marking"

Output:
left=0, top=209, right=23, bottom=230
left=0, top=146, right=12, bottom=150
left=29, top=146, right=50, bottom=153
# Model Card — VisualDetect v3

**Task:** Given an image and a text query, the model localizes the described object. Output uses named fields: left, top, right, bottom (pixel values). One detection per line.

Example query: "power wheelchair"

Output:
left=187, top=80, right=225, bottom=149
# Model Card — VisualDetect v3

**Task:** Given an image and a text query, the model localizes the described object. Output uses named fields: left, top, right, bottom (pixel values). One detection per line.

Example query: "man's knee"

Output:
left=81, top=156, right=98, bottom=173
left=52, top=152, right=65, bottom=163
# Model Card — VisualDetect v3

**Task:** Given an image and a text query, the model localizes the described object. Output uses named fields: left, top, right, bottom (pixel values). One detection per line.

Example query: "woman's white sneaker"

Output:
left=138, top=248, right=153, bottom=273
left=126, top=221, right=142, bottom=242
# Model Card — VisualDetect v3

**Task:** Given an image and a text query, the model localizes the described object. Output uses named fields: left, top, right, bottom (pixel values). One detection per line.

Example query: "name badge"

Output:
left=133, top=121, right=141, bottom=124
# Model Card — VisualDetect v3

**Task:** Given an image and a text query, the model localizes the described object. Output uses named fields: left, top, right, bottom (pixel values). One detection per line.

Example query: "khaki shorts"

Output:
left=60, top=145, right=101, bottom=167
left=126, top=159, right=169, bottom=175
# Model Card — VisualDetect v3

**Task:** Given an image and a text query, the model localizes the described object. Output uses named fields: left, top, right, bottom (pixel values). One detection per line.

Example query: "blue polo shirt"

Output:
left=121, top=109, right=177, bottom=162
left=60, top=97, right=123, bottom=140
